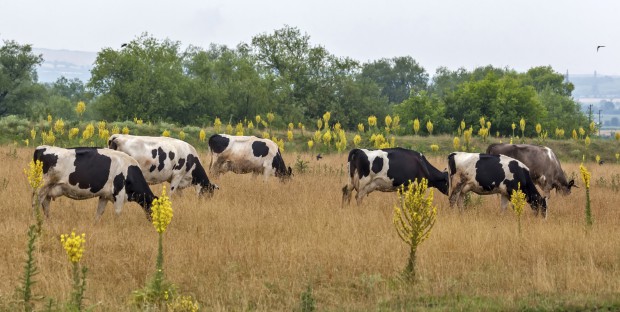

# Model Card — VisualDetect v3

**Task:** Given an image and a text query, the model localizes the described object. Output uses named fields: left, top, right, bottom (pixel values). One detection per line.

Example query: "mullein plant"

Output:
left=510, top=183, right=527, bottom=235
left=133, top=186, right=175, bottom=309
left=393, top=178, right=437, bottom=281
left=20, top=160, right=43, bottom=312
left=580, top=164, right=593, bottom=227
left=60, top=231, right=87, bottom=311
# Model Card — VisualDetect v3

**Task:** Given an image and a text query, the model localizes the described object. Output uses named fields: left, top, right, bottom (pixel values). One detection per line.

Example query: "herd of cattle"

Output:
left=31, top=134, right=576, bottom=221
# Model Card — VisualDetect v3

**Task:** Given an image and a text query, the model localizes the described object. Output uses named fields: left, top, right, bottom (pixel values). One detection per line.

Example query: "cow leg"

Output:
left=95, top=197, right=108, bottom=222
left=263, top=166, right=275, bottom=181
left=40, top=195, right=52, bottom=218
left=449, top=182, right=464, bottom=210
left=500, top=195, right=510, bottom=214
left=341, top=183, right=354, bottom=207
left=37, top=186, right=52, bottom=218
left=456, top=194, right=466, bottom=211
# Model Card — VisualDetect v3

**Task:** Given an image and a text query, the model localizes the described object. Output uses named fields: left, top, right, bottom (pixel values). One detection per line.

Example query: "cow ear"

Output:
left=288, top=166, right=293, bottom=175
left=568, top=179, right=575, bottom=188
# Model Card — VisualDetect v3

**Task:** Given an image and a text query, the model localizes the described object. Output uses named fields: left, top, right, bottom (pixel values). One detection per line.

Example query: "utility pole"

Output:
left=588, top=104, right=593, bottom=126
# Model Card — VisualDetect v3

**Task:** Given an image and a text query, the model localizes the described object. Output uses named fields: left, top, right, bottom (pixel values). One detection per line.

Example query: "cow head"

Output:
left=277, top=166, right=293, bottom=182
left=198, top=182, right=219, bottom=198
left=531, top=195, right=548, bottom=218
left=557, top=179, right=576, bottom=196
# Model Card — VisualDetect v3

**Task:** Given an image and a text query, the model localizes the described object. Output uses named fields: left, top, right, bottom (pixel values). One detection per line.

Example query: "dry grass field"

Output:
left=1, top=145, right=620, bottom=311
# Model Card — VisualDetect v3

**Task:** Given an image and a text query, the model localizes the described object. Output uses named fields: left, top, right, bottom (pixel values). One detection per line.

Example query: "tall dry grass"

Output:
left=1, top=146, right=619, bottom=311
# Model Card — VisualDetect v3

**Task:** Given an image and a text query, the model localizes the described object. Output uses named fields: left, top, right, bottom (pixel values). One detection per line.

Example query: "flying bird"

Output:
left=597, top=45, right=605, bottom=52
left=316, top=153, right=323, bottom=161
left=121, top=43, right=128, bottom=48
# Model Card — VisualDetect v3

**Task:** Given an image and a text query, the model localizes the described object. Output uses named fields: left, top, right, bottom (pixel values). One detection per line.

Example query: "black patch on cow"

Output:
left=68, top=148, right=111, bottom=193
left=448, top=153, right=457, bottom=179
left=272, top=151, right=290, bottom=177
left=108, top=138, right=118, bottom=150
left=33, top=147, right=58, bottom=174
left=186, top=154, right=197, bottom=172
left=474, top=155, right=505, bottom=192
left=149, top=165, right=156, bottom=172
left=348, top=149, right=370, bottom=179
left=157, top=147, right=166, bottom=171
left=503, top=160, right=522, bottom=191
left=371, top=157, right=383, bottom=173
left=124, top=165, right=156, bottom=215
left=191, top=159, right=212, bottom=187
left=208, top=134, right=230, bottom=154
left=379, top=148, right=449, bottom=195
left=169, top=151, right=175, bottom=160
left=151, top=149, right=157, bottom=159
left=252, top=141, right=269, bottom=157
left=112, top=172, right=125, bottom=199
left=173, top=158, right=185, bottom=170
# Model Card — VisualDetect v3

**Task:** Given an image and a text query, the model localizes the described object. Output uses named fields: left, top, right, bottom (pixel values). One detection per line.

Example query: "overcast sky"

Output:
left=1, top=0, right=619, bottom=76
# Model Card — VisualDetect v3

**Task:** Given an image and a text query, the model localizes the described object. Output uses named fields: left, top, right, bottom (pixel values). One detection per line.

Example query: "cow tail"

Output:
left=208, top=146, right=213, bottom=171
left=447, top=153, right=456, bottom=197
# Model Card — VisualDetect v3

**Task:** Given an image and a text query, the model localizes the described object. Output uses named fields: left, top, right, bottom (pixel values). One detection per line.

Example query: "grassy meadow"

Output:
left=1, top=145, right=620, bottom=311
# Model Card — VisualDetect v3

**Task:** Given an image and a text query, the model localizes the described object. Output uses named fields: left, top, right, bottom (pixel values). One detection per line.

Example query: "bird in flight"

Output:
left=121, top=43, right=128, bottom=48
left=597, top=45, right=605, bottom=52
left=316, top=153, right=323, bottom=161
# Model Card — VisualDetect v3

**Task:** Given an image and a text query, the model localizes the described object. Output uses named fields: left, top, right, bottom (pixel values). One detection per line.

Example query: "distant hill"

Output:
left=569, top=73, right=620, bottom=99
left=34, top=48, right=97, bottom=83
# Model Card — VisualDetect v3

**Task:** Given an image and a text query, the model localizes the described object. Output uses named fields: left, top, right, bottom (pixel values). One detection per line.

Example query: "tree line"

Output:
left=0, top=25, right=587, bottom=136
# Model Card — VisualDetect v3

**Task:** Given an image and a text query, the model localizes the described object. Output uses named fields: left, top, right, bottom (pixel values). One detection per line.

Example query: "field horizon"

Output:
left=1, top=145, right=620, bottom=311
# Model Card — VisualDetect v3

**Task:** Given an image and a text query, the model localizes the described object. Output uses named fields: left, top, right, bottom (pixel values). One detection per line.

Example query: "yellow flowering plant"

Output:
left=60, top=231, right=86, bottom=263
left=413, top=118, right=420, bottom=135
left=510, top=183, right=527, bottom=234
left=24, top=160, right=43, bottom=191
left=426, top=120, right=433, bottom=136
left=214, top=117, right=222, bottom=133
left=353, top=134, right=362, bottom=147
left=152, top=186, right=173, bottom=234
left=368, top=115, right=377, bottom=127
left=60, top=231, right=88, bottom=310
left=393, top=178, right=437, bottom=280
left=75, top=101, right=86, bottom=117
left=122, top=126, right=130, bottom=135
left=580, top=163, right=592, bottom=226
left=199, top=129, right=206, bottom=142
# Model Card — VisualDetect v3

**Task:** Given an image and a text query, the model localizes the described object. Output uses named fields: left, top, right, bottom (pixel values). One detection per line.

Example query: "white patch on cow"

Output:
left=210, top=134, right=285, bottom=180
left=36, top=145, right=149, bottom=221
left=498, top=155, right=515, bottom=183
left=109, top=134, right=212, bottom=195
left=448, top=152, right=544, bottom=215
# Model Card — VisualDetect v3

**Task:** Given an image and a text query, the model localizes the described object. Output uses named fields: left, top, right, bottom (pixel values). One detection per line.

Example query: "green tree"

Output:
left=393, top=90, right=450, bottom=134
left=88, top=33, right=189, bottom=122
left=361, top=56, right=429, bottom=104
left=524, top=66, right=574, bottom=96
left=0, top=40, right=44, bottom=116
left=186, top=44, right=273, bottom=125
left=250, top=25, right=360, bottom=122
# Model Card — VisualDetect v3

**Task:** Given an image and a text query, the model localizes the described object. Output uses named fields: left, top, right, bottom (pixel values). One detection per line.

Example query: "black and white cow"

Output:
left=108, top=134, right=218, bottom=196
left=486, top=143, right=575, bottom=198
left=208, top=134, right=292, bottom=180
left=342, top=148, right=449, bottom=206
left=447, top=152, right=547, bottom=217
left=33, top=146, right=157, bottom=221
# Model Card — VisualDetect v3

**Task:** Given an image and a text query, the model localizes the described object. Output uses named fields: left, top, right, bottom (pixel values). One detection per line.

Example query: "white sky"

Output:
left=1, top=0, right=619, bottom=75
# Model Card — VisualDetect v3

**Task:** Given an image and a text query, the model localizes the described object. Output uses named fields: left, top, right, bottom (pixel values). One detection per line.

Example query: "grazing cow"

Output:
left=342, top=148, right=449, bottom=206
left=447, top=152, right=547, bottom=217
left=486, top=143, right=575, bottom=197
left=107, top=134, right=218, bottom=196
left=33, top=146, right=157, bottom=221
left=208, top=134, right=292, bottom=180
